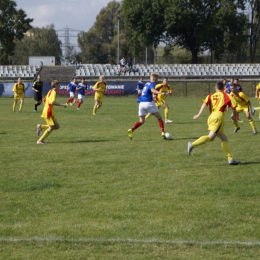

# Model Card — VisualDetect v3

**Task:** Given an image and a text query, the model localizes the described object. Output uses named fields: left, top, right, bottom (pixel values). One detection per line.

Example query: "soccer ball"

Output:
left=165, top=132, right=173, bottom=140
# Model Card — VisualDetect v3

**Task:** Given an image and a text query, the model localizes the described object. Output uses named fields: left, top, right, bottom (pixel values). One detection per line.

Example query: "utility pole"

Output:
left=117, top=10, right=120, bottom=65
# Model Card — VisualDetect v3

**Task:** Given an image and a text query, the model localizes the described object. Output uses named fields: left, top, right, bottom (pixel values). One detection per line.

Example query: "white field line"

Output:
left=0, top=237, right=260, bottom=246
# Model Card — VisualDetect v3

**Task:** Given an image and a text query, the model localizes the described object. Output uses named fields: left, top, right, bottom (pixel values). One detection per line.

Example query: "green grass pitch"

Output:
left=0, top=96, right=260, bottom=259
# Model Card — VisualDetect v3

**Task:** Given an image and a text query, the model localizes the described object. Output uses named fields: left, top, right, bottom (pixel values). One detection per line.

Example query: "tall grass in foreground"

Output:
left=0, top=96, right=260, bottom=259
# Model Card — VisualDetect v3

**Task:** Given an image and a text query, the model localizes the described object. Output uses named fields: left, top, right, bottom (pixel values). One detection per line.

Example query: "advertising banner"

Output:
left=0, top=81, right=139, bottom=97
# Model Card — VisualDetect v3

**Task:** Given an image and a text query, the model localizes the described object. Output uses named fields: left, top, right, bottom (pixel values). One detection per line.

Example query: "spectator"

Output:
left=120, top=57, right=126, bottom=67
left=77, top=62, right=83, bottom=69
left=133, top=65, right=139, bottom=73
left=128, top=58, right=133, bottom=67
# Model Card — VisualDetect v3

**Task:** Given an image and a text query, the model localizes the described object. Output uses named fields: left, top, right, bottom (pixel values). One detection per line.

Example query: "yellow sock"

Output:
left=253, top=107, right=260, bottom=110
left=93, top=105, right=97, bottom=114
left=232, top=119, right=239, bottom=128
left=249, top=119, right=256, bottom=130
left=19, top=102, right=24, bottom=111
left=164, top=108, right=169, bottom=121
left=13, top=103, right=16, bottom=112
left=221, top=142, right=233, bottom=161
left=145, top=113, right=152, bottom=119
left=192, top=135, right=211, bottom=147
left=39, top=129, right=51, bottom=141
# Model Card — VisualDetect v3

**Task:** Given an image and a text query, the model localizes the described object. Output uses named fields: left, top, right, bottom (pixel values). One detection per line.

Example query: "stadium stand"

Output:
left=0, top=65, right=38, bottom=79
left=1, top=63, right=260, bottom=80
left=75, top=63, right=260, bottom=78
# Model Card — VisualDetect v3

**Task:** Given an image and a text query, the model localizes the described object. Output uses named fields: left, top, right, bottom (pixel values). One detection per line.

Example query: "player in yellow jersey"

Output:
left=92, top=75, right=107, bottom=115
left=36, top=80, right=67, bottom=144
left=252, top=82, right=260, bottom=119
left=12, top=77, right=25, bottom=112
left=188, top=80, right=240, bottom=165
left=229, top=83, right=257, bottom=134
left=145, top=77, right=173, bottom=123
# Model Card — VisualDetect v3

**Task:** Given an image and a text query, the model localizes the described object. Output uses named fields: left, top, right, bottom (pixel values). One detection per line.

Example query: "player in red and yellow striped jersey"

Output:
left=188, top=80, right=240, bottom=165
left=145, top=77, right=173, bottom=123
left=252, top=83, right=260, bottom=119
left=12, top=77, right=25, bottom=112
left=36, top=80, right=67, bottom=144
left=229, top=83, right=257, bottom=134
left=92, top=75, right=107, bottom=115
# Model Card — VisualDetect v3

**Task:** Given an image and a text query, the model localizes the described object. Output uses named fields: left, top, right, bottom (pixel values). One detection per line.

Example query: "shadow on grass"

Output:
left=0, top=132, right=7, bottom=134
left=173, top=137, right=199, bottom=140
left=239, top=161, right=260, bottom=165
left=72, top=140, right=111, bottom=143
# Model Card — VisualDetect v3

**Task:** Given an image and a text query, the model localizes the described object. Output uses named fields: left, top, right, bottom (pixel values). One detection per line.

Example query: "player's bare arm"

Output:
left=193, top=103, right=207, bottom=120
left=255, top=88, right=259, bottom=99
left=51, top=101, right=67, bottom=108
left=151, top=89, right=166, bottom=95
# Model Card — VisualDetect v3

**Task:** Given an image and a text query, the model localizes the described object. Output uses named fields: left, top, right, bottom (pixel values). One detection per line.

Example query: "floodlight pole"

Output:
left=117, top=10, right=120, bottom=65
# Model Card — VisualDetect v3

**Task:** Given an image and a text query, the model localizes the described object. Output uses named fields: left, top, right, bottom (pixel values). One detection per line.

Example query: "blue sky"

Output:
left=15, top=0, right=115, bottom=53
left=15, top=0, right=114, bottom=31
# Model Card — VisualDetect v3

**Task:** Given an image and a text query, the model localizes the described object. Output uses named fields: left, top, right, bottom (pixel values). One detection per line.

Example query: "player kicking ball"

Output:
left=187, top=81, right=240, bottom=165
left=128, top=72, right=168, bottom=140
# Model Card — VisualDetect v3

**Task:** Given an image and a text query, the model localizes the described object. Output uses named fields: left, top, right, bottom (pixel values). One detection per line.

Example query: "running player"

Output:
left=229, top=83, right=257, bottom=134
left=127, top=72, right=168, bottom=140
left=32, top=74, right=43, bottom=112
left=12, top=77, right=25, bottom=112
left=145, top=77, right=173, bottom=124
left=36, top=80, right=67, bottom=144
left=188, top=80, right=240, bottom=165
left=66, top=77, right=77, bottom=105
left=252, top=82, right=260, bottom=119
left=136, top=77, right=145, bottom=98
left=75, top=77, right=87, bottom=110
left=92, top=75, right=107, bottom=115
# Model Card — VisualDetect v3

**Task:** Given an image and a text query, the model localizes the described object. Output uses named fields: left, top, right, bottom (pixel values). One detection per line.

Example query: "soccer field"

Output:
left=1, top=97, right=260, bottom=259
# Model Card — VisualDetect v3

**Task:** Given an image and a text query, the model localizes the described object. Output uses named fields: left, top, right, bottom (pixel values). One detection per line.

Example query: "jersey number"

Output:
left=213, top=97, right=219, bottom=106
left=141, top=86, right=147, bottom=95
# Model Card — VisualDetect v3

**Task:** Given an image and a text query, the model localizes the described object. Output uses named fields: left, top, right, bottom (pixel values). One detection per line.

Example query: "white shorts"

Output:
left=78, top=94, right=84, bottom=101
left=69, top=92, right=75, bottom=98
left=138, top=101, right=159, bottom=116
left=137, top=89, right=142, bottom=94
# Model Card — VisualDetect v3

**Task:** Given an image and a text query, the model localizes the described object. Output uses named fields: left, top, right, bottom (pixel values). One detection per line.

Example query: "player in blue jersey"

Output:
left=136, top=77, right=145, bottom=98
left=74, top=77, right=87, bottom=110
left=66, top=77, right=78, bottom=105
left=127, top=72, right=169, bottom=140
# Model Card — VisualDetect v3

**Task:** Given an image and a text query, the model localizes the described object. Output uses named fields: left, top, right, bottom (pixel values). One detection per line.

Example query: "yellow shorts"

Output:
left=14, top=94, right=24, bottom=101
left=236, top=106, right=249, bottom=113
left=155, top=99, right=166, bottom=108
left=95, top=93, right=104, bottom=102
left=207, top=112, right=225, bottom=134
left=44, top=116, right=58, bottom=126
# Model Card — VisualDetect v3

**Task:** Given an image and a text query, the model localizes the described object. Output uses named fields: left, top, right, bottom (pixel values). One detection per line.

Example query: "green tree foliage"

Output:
left=247, top=0, right=260, bottom=62
left=122, top=0, right=248, bottom=63
left=122, top=0, right=166, bottom=56
left=0, top=0, right=33, bottom=63
left=11, top=24, right=62, bottom=65
left=78, top=1, right=130, bottom=64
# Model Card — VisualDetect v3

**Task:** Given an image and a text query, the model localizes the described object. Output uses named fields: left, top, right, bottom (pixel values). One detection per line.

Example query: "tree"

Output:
left=11, top=24, right=62, bottom=65
left=78, top=0, right=130, bottom=64
left=247, top=0, right=260, bottom=62
left=122, top=0, right=166, bottom=56
left=122, top=0, right=248, bottom=63
left=0, top=0, right=33, bottom=63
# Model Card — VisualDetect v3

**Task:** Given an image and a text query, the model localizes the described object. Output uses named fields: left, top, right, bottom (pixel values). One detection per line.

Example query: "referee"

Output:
left=32, top=74, right=43, bottom=112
